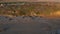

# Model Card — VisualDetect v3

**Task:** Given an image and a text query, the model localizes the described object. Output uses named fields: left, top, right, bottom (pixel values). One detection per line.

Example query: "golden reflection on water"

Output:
left=50, top=11, right=60, bottom=16
left=45, top=11, right=60, bottom=18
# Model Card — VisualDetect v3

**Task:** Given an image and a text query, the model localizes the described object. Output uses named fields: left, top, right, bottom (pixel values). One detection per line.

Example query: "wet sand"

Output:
left=0, top=16, right=60, bottom=34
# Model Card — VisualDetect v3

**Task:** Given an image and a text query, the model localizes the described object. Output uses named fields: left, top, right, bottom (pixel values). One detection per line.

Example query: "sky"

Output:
left=1, top=0, right=60, bottom=2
